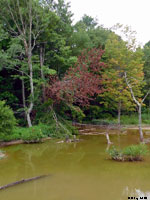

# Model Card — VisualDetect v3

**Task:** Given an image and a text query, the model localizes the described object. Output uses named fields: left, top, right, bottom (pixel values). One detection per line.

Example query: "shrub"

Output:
left=0, top=100, right=17, bottom=136
left=21, top=126, right=45, bottom=143
left=34, top=103, right=78, bottom=138
left=70, top=105, right=85, bottom=123
left=0, top=133, right=21, bottom=142
left=107, top=144, right=148, bottom=161
left=2, top=125, right=46, bottom=142
left=0, top=120, right=78, bottom=142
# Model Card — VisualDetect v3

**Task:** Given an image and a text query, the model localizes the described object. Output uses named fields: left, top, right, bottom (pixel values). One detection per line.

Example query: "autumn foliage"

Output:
left=46, top=48, right=105, bottom=106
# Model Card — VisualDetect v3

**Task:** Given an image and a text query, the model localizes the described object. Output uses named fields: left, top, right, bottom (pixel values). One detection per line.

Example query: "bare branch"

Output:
left=31, top=30, right=41, bottom=51
left=5, top=66, right=30, bottom=79
left=142, top=90, right=150, bottom=103
left=2, top=16, right=18, bottom=36
left=125, top=72, right=150, bottom=105
left=16, top=0, right=26, bottom=36
left=124, top=72, right=140, bottom=106
left=6, top=0, right=23, bottom=36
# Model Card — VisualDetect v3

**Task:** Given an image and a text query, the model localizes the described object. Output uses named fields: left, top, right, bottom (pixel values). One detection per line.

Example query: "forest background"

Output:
left=1, top=0, right=150, bottom=142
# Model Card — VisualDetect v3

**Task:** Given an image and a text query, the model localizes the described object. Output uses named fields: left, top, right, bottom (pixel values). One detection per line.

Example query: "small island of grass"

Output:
left=107, top=144, right=148, bottom=162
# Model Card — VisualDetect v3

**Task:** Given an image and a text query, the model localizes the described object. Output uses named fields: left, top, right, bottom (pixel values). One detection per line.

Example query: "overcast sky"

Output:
left=66, top=0, right=150, bottom=46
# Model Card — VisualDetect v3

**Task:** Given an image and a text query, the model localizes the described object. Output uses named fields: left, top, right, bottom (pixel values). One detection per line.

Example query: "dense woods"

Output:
left=0, top=0, right=150, bottom=142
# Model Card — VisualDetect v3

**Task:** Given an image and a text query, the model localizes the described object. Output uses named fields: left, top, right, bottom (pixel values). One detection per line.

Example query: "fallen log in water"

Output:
left=0, top=174, right=50, bottom=190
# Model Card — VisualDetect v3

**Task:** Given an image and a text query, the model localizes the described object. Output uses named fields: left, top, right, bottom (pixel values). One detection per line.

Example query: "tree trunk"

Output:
left=26, top=51, right=34, bottom=127
left=21, top=72, right=26, bottom=120
left=26, top=2, right=34, bottom=127
left=138, top=104, right=144, bottom=142
left=27, top=112, right=32, bottom=127
left=118, top=100, right=121, bottom=125
left=40, top=46, right=46, bottom=102
left=23, top=40, right=34, bottom=127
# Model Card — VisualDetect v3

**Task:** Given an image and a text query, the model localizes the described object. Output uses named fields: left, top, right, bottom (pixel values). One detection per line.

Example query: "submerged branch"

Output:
left=0, top=174, right=50, bottom=191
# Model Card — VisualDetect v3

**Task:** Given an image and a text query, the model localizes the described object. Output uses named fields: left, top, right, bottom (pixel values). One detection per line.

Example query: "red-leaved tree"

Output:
left=46, top=48, right=105, bottom=106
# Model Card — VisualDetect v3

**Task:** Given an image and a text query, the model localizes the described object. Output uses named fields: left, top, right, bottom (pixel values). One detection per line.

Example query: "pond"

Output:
left=0, top=128, right=150, bottom=200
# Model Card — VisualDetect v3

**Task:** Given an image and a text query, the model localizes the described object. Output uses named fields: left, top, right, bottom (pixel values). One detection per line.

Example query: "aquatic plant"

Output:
left=107, top=144, right=148, bottom=161
left=107, top=146, right=123, bottom=161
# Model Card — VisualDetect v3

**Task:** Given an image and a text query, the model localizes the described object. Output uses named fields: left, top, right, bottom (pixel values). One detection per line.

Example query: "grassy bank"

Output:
left=83, top=113, right=150, bottom=126
left=1, top=113, right=150, bottom=143
left=120, top=113, right=150, bottom=125
left=0, top=122, right=78, bottom=143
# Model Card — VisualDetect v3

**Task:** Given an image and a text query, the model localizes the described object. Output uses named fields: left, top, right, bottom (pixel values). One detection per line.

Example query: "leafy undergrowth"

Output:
left=90, top=119, right=117, bottom=125
left=0, top=121, right=78, bottom=143
left=120, top=113, right=150, bottom=125
left=107, top=144, right=148, bottom=162
left=83, top=113, right=150, bottom=126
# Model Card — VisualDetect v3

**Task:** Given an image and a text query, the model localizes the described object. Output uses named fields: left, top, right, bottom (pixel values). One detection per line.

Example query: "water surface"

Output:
left=0, top=129, right=150, bottom=200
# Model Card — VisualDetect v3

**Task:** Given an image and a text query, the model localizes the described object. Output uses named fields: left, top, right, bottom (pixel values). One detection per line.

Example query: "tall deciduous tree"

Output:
left=0, top=0, right=51, bottom=127
left=124, top=72, right=150, bottom=142
left=103, top=25, right=148, bottom=142
left=46, top=48, right=105, bottom=106
left=102, top=31, right=144, bottom=125
left=71, top=15, right=111, bottom=56
left=143, top=41, right=150, bottom=108
left=102, top=33, right=132, bottom=124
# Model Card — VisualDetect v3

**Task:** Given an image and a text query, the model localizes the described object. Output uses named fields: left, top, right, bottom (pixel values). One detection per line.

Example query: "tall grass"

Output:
left=87, top=113, right=150, bottom=125
left=120, top=113, right=150, bottom=125
left=107, top=144, right=148, bottom=161
left=0, top=122, right=78, bottom=142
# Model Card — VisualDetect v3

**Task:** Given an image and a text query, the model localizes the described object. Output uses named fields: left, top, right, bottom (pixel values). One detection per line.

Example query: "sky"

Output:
left=66, top=0, right=150, bottom=46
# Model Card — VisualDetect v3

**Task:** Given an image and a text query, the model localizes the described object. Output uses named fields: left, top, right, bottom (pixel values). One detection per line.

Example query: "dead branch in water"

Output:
left=0, top=174, right=50, bottom=190
left=105, top=132, right=113, bottom=144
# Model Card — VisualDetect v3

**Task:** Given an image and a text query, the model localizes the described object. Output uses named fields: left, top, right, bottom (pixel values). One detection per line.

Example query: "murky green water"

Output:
left=0, top=128, right=150, bottom=200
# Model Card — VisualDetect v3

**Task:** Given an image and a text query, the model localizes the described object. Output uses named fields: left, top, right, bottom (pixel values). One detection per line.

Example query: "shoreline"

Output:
left=73, top=123, right=150, bottom=130
left=0, top=137, right=51, bottom=147
left=1, top=124, right=150, bottom=147
left=73, top=122, right=150, bottom=130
